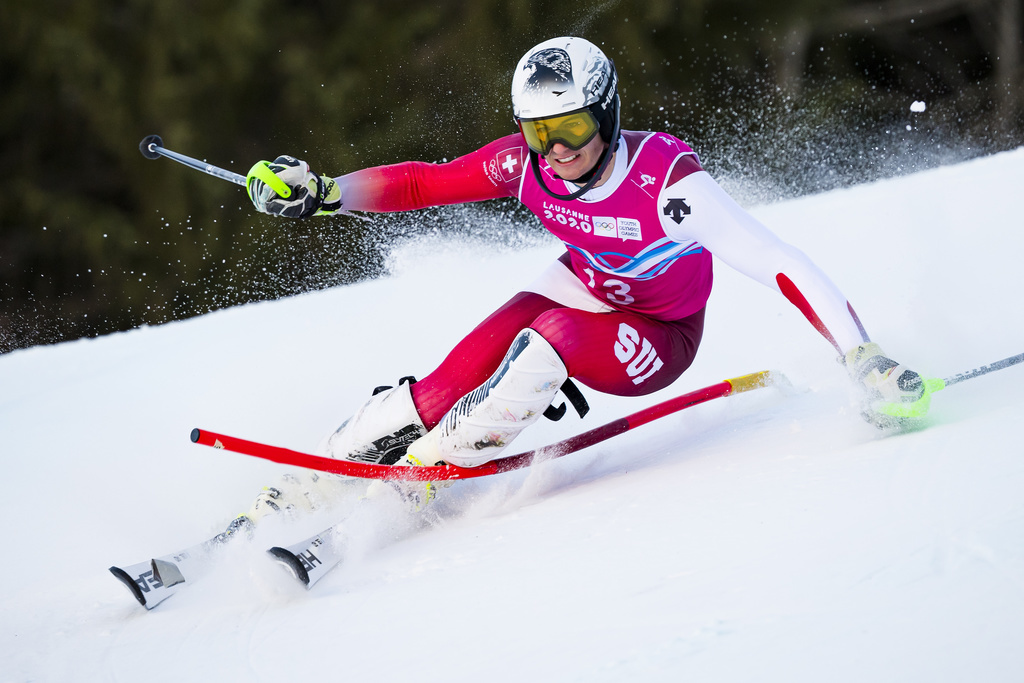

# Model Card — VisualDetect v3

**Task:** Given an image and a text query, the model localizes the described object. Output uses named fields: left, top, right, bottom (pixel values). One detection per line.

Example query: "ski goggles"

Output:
left=518, top=108, right=601, bottom=156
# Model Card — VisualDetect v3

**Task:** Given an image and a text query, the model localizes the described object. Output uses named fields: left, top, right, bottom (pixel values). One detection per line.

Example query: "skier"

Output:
left=243, top=36, right=934, bottom=516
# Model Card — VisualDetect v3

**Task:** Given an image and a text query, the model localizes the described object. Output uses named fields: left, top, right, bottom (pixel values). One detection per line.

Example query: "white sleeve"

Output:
left=658, top=170, right=868, bottom=353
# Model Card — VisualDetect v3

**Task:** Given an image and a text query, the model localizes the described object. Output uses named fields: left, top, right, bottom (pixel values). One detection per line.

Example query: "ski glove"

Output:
left=246, top=155, right=342, bottom=219
left=844, top=342, right=941, bottom=428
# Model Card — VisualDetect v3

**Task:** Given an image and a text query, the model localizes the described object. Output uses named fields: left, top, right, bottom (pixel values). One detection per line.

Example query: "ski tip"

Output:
left=267, top=547, right=310, bottom=586
left=109, top=566, right=148, bottom=608
left=190, top=428, right=201, bottom=443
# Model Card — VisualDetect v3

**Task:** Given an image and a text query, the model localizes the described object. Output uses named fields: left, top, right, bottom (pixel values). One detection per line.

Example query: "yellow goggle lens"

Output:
left=519, top=110, right=599, bottom=155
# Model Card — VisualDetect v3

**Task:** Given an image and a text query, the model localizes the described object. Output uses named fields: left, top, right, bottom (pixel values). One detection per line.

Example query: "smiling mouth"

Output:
left=553, top=153, right=580, bottom=164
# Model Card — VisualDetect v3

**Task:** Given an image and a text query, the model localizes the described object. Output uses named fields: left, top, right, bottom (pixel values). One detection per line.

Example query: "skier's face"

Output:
left=544, top=134, right=609, bottom=183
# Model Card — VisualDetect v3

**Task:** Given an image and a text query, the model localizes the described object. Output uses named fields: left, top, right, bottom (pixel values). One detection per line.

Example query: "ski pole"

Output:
left=939, top=351, right=1024, bottom=389
left=872, top=351, right=1023, bottom=421
left=139, top=134, right=246, bottom=186
left=138, top=134, right=293, bottom=199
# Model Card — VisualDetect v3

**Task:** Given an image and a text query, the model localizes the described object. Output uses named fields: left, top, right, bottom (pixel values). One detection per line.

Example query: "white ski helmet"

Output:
left=511, top=36, right=619, bottom=151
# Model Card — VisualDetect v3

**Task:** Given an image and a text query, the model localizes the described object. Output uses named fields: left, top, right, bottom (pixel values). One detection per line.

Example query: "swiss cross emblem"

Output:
left=496, top=148, right=524, bottom=182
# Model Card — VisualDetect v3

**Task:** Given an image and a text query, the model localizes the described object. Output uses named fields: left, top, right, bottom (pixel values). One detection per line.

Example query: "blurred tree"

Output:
left=1, top=0, right=1020, bottom=353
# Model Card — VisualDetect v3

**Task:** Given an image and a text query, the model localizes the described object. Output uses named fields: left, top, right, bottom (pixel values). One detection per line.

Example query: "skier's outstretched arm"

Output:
left=658, top=159, right=936, bottom=425
left=246, top=135, right=524, bottom=217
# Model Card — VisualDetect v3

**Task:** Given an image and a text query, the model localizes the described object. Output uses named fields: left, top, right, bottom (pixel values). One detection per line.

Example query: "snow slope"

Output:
left=2, top=148, right=1023, bottom=682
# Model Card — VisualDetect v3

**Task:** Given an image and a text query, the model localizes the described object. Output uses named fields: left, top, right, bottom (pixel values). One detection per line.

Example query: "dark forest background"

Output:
left=2, top=0, right=1021, bottom=353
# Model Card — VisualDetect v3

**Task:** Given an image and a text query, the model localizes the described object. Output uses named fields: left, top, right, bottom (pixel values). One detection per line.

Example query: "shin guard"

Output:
left=408, top=329, right=567, bottom=468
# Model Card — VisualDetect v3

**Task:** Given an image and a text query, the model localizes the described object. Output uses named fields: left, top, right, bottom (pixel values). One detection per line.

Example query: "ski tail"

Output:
left=267, top=547, right=311, bottom=586
left=109, top=564, right=151, bottom=608
left=267, top=524, right=345, bottom=589
left=110, top=517, right=251, bottom=609
left=108, top=558, right=185, bottom=610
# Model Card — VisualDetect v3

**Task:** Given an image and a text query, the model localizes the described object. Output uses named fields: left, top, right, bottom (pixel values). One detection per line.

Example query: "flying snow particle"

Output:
left=910, top=101, right=927, bottom=113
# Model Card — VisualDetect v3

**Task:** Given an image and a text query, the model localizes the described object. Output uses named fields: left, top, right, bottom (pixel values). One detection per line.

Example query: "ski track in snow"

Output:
left=2, top=148, right=1024, bottom=682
